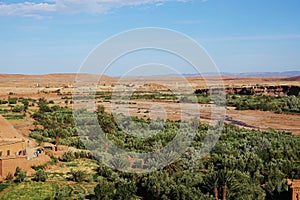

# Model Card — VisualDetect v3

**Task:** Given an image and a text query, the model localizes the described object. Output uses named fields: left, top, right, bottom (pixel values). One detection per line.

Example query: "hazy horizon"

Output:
left=0, top=70, right=300, bottom=77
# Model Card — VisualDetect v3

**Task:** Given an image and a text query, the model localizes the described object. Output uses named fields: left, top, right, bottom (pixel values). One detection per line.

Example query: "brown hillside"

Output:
left=0, top=73, right=114, bottom=87
left=282, top=76, right=300, bottom=82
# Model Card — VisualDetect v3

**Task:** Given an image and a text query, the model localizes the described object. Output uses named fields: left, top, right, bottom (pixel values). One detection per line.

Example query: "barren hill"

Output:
left=0, top=73, right=114, bottom=87
left=281, top=76, right=300, bottom=82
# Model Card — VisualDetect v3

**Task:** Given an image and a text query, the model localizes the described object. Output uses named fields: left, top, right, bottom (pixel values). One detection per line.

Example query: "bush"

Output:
left=14, top=167, right=26, bottom=183
left=33, top=169, right=47, bottom=182
left=31, top=164, right=46, bottom=171
left=49, top=156, right=58, bottom=165
left=68, top=169, right=86, bottom=183
left=55, top=185, right=73, bottom=200
left=60, top=151, right=75, bottom=162
left=115, top=179, right=137, bottom=200
left=94, top=179, right=115, bottom=200
left=12, top=105, right=24, bottom=113
left=29, top=131, right=52, bottom=144
left=8, top=98, right=18, bottom=104
left=6, top=172, right=14, bottom=183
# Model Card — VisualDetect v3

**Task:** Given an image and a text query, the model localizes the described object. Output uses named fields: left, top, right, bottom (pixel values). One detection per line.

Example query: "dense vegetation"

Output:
left=30, top=98, right=84, bottom=148
left=20, top=100, right=300, bottom=199
left=0, top=97, right=299, bottom=199
left=85, top=116, right=300, bottom=200
left=227, top=94, right=300, bottom=114
left=94, top=90, right=300, bottom=114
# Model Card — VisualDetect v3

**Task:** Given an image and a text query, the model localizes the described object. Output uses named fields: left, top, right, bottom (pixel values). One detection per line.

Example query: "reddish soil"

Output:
left=0, top=74, right=299, bottom=135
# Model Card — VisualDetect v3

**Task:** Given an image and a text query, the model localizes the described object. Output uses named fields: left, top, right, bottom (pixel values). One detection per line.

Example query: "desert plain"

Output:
left=0, top=73, right=299, bottom=135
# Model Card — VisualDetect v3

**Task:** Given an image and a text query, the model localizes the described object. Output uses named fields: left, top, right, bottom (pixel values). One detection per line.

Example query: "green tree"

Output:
left=94, top=178, right=115, bottom=200
left=60, top=150, right=75, bottom=162
left=14, top=167, right=26, bottom=183
left=55, top=185, right=73, bottom=200
left=68, top=169, right=86, bottom=182
left=115, top=178, right=137, bottom=200
left=33, top=169, right=47, bottom=182
left=110, top=155, right=130, bottom=171
left=203, top=170, right=219, bottom=200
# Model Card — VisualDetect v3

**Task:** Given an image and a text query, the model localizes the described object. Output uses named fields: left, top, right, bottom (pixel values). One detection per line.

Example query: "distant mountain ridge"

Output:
left=0, top=71, right=299, bottom=78
left=132, top=70, right=300, bottom=77
left=184, top=71, right=300, bottom=77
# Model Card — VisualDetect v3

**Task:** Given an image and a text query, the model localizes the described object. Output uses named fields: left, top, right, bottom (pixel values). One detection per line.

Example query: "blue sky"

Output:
left=0, top=0, right=300, bottom=75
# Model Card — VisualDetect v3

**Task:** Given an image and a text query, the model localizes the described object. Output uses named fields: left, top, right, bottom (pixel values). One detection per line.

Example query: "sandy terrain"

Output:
left=0, top=73, right=299, bottom=135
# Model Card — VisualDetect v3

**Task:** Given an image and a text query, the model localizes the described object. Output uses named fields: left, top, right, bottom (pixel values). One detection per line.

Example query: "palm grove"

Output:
left=13, top=97, right=300, bottom=199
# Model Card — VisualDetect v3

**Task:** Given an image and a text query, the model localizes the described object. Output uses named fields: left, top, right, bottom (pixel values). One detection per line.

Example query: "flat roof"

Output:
left=0, top=140, right=24, bottom=146
left=0, top=115, right=25, bottom=140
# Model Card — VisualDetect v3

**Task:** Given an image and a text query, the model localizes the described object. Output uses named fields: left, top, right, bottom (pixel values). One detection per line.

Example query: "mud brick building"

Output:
left=288, top=179, right=300, bottom=200
left=0, top=115, right=29, bottom=178
left=0, top=115, right=57, bottom=180
left=0, top=140, right=27, bottom=178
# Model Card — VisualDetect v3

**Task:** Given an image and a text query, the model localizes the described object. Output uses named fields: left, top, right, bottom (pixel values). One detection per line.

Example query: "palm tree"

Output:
left=219, top=169, right=235, bottom=200
left=203, top=168, right=237, bottom=200
left=109, top=155, right=130, bottom=171
left=203, top=171, right=219, bottom=200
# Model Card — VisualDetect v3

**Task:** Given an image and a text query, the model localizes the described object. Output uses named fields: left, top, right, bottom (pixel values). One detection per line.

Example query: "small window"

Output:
left=0, top=151, right=2, bottom=157
left=7, top=150, right=10, bottom=156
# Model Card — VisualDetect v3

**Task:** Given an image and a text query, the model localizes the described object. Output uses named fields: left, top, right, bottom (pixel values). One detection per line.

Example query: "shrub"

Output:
left=77, top=193, right=85, bottom=200
left=6, top=172, right=14, bottom=183
left=68, top=169, right=86, bottom=183
left=115, top=179, right=137, bottom=200
left=29, top=131, right=52, bottom=144
left=8, top=98, right=18, bottom=104
left=12, top=105, right=24, bottom=113
left=94, top=178, right=115, bottom=200
left=31, top=164, right=46, bottom=171
left=50, top=156, right=58, bottom=165
left=14, top=167, right=26, bottom=183
left=60, top=151, right=75, bottom=162
left=74, top=151, right=80, bottom=159
left=33, top=169, right=48, bottom=182
left=55, top=185, right=73, bottom=200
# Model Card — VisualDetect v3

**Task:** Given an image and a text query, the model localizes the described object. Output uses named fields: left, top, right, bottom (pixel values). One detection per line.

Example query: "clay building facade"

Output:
left=288, top=179, right=300, bottom=200
left=0, top=140, right=27, bottom=178
left=0, top=115, right=34, bottom=179
left=0, top=140, right=26, bottom=158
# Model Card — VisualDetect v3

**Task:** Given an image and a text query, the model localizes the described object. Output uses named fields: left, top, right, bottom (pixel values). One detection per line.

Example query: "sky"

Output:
left=0, top=0, right=300, bottom=75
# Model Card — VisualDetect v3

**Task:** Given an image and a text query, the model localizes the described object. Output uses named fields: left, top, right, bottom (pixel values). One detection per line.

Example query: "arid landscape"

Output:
left=0, top=75, right=299, bottom=199
left=1, top=0, right=300, bottom=199
left=1, top=74, right=299, bottom=134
